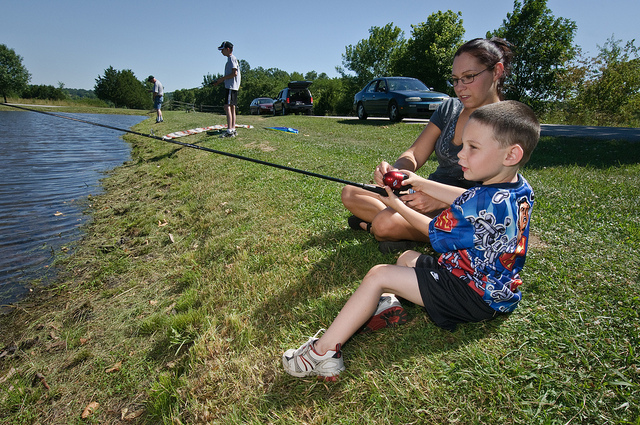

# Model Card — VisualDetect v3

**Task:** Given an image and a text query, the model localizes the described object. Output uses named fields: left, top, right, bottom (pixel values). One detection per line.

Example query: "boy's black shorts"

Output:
left=415, top=254, right=505, bottom=331
left=224, top=89, right=238, bottom=106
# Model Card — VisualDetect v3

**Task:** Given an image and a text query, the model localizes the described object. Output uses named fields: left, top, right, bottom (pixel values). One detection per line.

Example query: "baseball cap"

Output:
left=217, top=41, right=233, bottom=50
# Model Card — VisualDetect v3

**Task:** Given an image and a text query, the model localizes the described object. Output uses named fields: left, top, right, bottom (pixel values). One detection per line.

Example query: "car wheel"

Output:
left=281, top=106, right=286, bottom=116
left=357, top=103, right=368, bottom=120
left=388, top=101, right=402, bottom=122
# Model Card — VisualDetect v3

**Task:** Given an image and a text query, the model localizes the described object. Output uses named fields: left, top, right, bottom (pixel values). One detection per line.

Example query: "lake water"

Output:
left=0, top=110, right=146, bottom=310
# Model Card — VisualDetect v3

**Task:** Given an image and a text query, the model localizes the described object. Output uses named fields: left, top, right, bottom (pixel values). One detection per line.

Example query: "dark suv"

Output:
left=273, top=81, right=313, bottom=115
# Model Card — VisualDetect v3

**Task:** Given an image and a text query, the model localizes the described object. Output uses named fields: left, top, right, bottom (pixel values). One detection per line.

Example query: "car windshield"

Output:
left=258, top=98, right=271, bottom=104
left=388, top=79, right=430, bottom=92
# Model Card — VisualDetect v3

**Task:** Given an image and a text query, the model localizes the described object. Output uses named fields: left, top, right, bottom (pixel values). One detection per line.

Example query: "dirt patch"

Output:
left=244, top=141, right=275, bottom=152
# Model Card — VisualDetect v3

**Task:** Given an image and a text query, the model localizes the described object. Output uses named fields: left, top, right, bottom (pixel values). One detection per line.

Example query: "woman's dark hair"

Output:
left=454, top=37, right=513, bottom=99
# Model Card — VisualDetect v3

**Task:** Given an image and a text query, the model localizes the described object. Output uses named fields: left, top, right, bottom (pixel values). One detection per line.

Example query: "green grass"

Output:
left=0, top=110, right=638, bottom=424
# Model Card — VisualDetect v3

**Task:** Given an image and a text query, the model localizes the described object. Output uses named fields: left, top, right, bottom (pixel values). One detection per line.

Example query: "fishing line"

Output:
left=2, top=103, right=388, bottom=196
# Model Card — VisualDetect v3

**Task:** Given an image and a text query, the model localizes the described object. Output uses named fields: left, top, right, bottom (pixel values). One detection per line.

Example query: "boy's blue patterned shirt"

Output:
left=428, top=175, right=534, bottom=312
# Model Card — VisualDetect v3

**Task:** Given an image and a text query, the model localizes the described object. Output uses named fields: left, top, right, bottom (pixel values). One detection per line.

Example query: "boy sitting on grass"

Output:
left=283, top=100, right=540, bottom=379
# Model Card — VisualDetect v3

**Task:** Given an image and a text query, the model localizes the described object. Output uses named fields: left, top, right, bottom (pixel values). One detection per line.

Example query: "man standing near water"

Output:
left=148, top=76, right=164, bottom=123
left=214, top=41, right=241, bottom=138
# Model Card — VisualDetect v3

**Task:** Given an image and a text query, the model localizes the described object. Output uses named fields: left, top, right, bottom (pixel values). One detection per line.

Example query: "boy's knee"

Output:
left=363, top=264, right=394, bottom=284
left=396, top=250, right=421, bottom=267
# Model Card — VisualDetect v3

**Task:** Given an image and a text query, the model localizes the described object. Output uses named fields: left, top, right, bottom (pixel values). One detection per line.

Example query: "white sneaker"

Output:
left=358, top=295, right=407, bottom=333
left=282, top=329, right=345, bottom=378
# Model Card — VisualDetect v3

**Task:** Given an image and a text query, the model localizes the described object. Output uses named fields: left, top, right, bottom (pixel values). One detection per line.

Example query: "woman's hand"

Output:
left=374, top=161, right=394, bottom=186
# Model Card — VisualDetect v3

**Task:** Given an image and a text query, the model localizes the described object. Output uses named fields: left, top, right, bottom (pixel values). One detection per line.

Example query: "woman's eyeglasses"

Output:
left=449, top=68, right=489, bottom=87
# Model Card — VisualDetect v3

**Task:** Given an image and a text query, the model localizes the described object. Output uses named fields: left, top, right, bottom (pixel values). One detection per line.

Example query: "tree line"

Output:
left=2, top=0, right=638, bottom=126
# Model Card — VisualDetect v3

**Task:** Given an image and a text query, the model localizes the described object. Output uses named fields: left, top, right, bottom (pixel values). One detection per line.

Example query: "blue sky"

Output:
left=2, top=0, right=637, bottom=91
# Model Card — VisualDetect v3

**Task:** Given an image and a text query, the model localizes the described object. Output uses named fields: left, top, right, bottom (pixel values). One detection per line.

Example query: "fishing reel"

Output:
left=383, top=171, right=410, bottom=192
left=360, top=171, right=412, bottom=197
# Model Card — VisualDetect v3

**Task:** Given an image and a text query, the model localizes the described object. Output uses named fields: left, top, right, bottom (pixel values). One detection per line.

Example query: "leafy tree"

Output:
left=94, top=66, right=119, bottom=106
left=94, top=66, right=152, bottom=109
left=0, top=44, right=31, bottom=103
left=339, top=23, right=406, bottom=86
left=63, top=88, right=97, bottom=99
left=22, top=84, right=67, bottom=101
left=304, top=73, right=336, bottom=116
left=489, top=0, right=577, bottom=111
left=172, top=88, right=197, bottom=104
left=236, top=64, right=290, bottom=114
left=395, top=10, right=465, bottom=92
left=572, top=37, right=640, bottom=125
left=196, top=73, right=224, bottom=109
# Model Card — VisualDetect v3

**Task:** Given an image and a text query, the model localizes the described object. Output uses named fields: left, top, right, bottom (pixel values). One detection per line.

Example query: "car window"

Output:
left=403, top=79, right=429, bottom=91
left=365, top=82, right=377, bottom=94
left=377, top=80, right=387, bottom=92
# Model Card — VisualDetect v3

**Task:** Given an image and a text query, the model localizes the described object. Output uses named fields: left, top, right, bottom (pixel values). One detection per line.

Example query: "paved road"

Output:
left=539, top=123, right=640, bottom=142
left=330, top=116, right=640, bottom=142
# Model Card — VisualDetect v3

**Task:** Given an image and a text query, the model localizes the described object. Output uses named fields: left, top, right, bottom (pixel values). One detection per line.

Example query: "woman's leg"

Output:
left=370, top=208, right=430, bottom=242
left=341, top=185, right=388, bottom=228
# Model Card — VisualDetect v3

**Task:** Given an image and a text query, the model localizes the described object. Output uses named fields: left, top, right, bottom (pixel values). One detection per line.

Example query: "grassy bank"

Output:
left=0, top=100, right=147, bottom=115
left=1, top=110, right=639, bottom=424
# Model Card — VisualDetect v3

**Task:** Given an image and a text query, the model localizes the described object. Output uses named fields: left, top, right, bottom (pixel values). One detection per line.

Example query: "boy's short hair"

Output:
left=469, top=100, right=540, bottom=166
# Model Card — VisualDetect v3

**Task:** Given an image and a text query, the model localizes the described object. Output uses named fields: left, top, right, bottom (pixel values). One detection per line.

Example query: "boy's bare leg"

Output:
left=313, top=263, right=424, bottom=355
left=230, top=105, right=236, bottom=131
left=223, top=104, right=232, bottom=130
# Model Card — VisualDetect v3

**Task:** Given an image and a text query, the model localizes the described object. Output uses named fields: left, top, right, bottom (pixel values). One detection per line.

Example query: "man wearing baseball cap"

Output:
left=147, top=75, right=164, bottom=123
left=214, top=41, right=241, bottom=138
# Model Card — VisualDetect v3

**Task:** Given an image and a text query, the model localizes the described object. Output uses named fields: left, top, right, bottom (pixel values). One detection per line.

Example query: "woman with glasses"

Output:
left=343, top=37, right=513, bottom=253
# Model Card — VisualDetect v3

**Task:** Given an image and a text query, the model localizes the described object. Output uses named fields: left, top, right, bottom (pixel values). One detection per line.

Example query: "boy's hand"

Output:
left=379, top=185, right=405, bottom=210
left=379, top=185, right=433, bottom=237
left=400, top=170, right=467, bottom=209
left=394, top=170, right=449, bottom=213
left=397, top=170, right=424, bottom=190
left=400, top=191, right=448, bottom=214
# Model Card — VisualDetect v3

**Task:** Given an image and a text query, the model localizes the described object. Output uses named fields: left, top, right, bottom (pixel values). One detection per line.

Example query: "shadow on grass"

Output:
left=144, top=138, right=211, bottom=162
left=526, top=136, right=640, bottom=169
left=254, top=228, right=509, bottom=410
left=336, top=119, right=403, bottom=127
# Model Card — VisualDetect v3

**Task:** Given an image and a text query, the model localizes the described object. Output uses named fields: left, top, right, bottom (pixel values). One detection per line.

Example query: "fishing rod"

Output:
left=2, top=103, right=400, bottom=196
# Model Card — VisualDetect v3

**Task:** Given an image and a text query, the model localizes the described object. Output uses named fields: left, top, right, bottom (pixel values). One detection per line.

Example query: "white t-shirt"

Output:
left=153, top=80, right=164, bottom=96
left=225, top=54, right=241, bottom=90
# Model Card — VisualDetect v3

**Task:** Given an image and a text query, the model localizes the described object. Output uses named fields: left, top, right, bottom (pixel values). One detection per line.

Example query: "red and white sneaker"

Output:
left=359, top=295, right=408, bottom=333
left=282, top=329, right=345, bottom=378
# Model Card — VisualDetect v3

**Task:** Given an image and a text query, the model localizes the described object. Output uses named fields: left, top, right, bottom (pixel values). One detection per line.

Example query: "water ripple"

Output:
left=0, top=110, right=146, bottom=306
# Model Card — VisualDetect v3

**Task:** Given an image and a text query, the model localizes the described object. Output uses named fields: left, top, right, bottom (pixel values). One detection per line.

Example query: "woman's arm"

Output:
left=393, top=122, right=442, bottom=170
left=374, top=122, right=442, bottom=186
